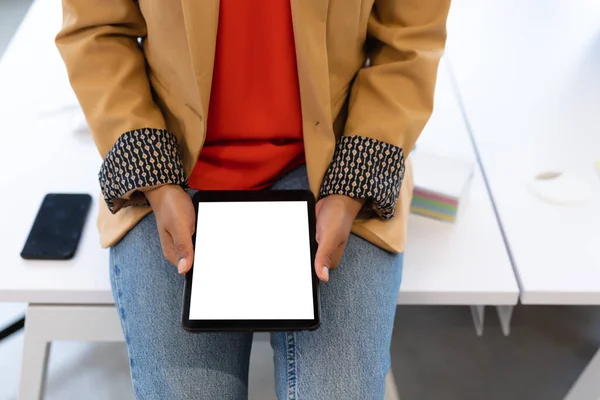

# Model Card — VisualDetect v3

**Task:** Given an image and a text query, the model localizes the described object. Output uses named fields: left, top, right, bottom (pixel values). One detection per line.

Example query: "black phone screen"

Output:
left=20, top=193, right=92, bottom=260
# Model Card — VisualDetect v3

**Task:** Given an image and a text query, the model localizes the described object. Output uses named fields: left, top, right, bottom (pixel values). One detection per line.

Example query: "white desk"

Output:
left=0, top=3, right=119, bottom=399
left=0, top=1, right=110, bottom=305
left=447, top=0, right=600, bottom=305
left=0, top=1, right=518, bottom=399
left=446, top=0, right=600, bottom=398
left=401, top=63, right=518, bottom=309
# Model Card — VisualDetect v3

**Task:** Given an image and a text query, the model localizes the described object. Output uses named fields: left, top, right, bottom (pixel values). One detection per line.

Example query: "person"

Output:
left=56, top=1, right=450, bottom=399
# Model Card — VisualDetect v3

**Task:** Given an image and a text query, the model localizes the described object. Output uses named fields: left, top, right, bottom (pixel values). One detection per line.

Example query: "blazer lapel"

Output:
left=180, top=0, right=220, bottom=118
left=290, top=0, right=335, bottom=195
left=290, top=0, right=332, bottom=126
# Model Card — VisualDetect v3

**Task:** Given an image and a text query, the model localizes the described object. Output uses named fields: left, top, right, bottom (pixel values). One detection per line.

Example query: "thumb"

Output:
left=171, top=227, right=194, bottom=275
left=315, top=234, right=337, bottom=283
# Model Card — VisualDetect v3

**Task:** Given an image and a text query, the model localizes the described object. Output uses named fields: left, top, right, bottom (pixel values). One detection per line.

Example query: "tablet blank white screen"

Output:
left=189, top=201, right=314, bottom=320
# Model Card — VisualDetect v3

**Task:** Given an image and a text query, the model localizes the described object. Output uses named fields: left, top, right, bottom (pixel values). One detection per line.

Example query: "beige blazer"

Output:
left=56, top=0, right=450, bottom=252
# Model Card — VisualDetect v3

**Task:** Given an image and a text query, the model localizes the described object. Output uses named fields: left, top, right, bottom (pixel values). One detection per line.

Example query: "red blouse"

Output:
left=188, top=0, right=305, bottom=190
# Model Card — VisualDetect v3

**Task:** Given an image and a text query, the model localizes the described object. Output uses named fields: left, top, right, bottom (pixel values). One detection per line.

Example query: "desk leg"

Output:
left=564, top=347, right=600, bottom=400
left=18, top=304, right=123, bottom=400
left=18, top=308, right=51, bottom=400
left=495, top=306, right=514, bottom=336
left=470, top=305, right=485, bottom=336
left=385, top=369, right=401, bottom=400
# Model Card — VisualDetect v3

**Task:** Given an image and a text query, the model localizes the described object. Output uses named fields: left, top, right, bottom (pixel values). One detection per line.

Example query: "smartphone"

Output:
left=20, top=193, right=92, bottom=260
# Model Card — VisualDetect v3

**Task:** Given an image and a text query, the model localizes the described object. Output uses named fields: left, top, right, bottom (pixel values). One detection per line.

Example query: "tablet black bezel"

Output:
left=182, top=189, right=320, bottom=332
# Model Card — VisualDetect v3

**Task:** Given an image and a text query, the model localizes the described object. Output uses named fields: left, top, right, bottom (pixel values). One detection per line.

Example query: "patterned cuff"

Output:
left=319, top=136, right=405, bottom=219
left=99, top=128, right=188, bottom=213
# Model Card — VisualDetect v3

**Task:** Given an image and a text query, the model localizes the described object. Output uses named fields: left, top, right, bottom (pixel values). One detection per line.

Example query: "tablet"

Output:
left=182, top=190, right=320, bottom=332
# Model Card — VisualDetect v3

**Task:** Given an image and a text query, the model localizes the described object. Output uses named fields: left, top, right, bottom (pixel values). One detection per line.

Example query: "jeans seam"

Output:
left=285, top=332, right=298, bottom=400
left=112, top=263, right=139, bottom=396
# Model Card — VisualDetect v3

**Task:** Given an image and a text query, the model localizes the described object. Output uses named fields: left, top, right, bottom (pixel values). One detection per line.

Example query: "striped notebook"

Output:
left=410, top=150, right=474, bottom=222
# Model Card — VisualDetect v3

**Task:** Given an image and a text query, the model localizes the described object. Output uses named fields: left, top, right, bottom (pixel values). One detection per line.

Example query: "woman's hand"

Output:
left=314, top=195, right=365, bottom=283
left=145, top=185, right=195, bottom=274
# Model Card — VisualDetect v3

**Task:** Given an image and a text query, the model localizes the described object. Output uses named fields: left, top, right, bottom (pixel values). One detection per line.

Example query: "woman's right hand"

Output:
left=145, top=185, right=195, bottom=275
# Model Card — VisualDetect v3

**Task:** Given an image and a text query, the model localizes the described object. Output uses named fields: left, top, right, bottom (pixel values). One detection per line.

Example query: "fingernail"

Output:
left=322, top=266, right=329, bottom=282
left=178, top=259, right=187, bottom=274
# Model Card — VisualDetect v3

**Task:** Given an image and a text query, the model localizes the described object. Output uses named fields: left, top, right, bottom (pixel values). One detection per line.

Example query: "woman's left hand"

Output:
left=314, top=194, right=365, bottom=282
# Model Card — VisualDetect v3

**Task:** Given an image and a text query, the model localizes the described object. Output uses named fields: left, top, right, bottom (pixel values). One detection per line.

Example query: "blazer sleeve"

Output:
left=320, top=0, right=451, bottom=219
left=56, top=0, right=187, bottom=213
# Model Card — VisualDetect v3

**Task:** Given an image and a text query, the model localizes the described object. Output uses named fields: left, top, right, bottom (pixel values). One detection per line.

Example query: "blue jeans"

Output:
left=110, top=166, right=403, bottom=400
